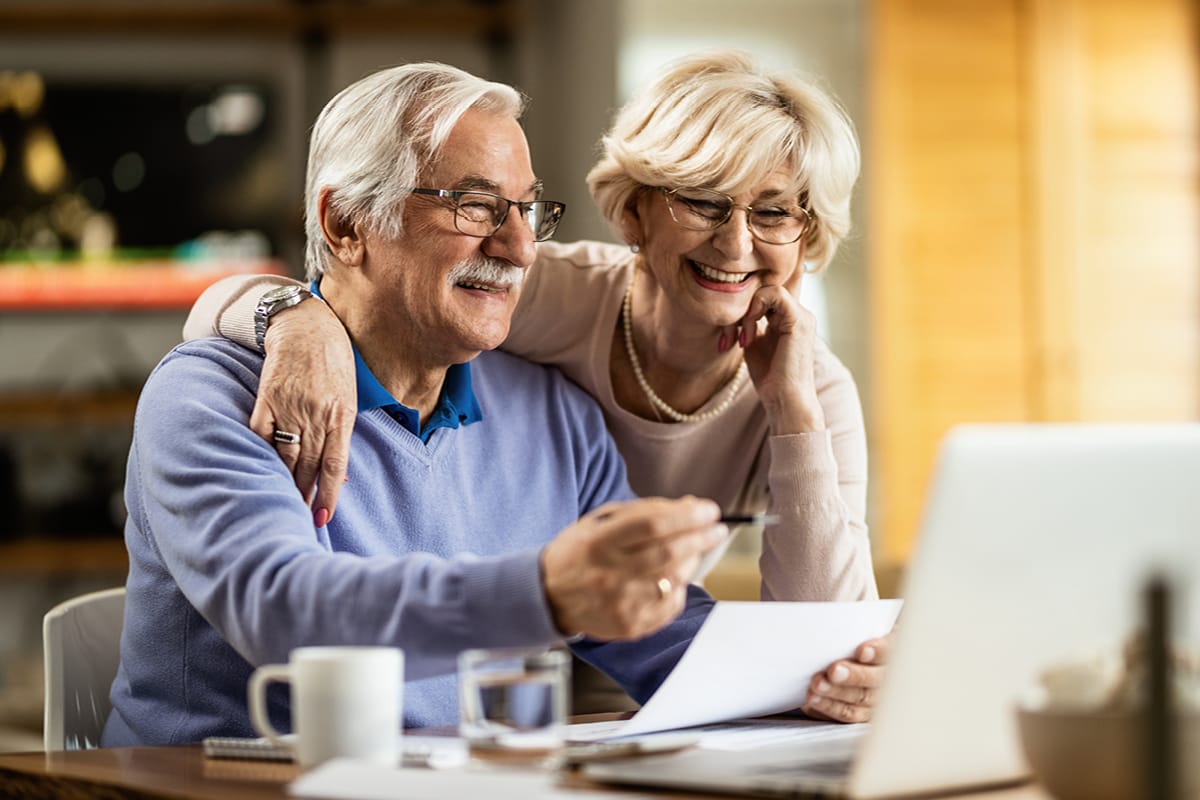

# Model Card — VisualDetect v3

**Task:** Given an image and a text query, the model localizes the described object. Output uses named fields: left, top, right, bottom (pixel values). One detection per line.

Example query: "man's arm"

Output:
left=130, top=343, right=563, bottom=681
left=571, top=585, right=715, bottom=704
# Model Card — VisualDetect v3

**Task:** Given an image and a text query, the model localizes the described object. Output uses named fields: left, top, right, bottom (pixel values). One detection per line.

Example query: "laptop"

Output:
left=587, top=423, right=1200, bottom=798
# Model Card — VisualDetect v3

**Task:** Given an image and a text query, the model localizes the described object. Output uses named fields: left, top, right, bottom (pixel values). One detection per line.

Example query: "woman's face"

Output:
left=628, top=170, right=806, bottom=328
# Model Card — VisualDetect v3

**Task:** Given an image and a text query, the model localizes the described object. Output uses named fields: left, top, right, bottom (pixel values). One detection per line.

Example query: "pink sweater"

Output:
left=184, top=240, right=877, bottom=602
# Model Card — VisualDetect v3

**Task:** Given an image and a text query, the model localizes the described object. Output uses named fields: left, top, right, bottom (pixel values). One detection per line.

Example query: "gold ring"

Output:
left=656, top=576, right=673, bottom=599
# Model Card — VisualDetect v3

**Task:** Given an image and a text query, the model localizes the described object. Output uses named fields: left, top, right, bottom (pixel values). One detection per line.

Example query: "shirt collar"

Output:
left=311, top=279, right=483, bottom=439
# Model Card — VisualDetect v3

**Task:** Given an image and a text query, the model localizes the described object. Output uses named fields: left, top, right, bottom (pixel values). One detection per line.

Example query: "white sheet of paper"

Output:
left=591, top=600, right=902, bottom=739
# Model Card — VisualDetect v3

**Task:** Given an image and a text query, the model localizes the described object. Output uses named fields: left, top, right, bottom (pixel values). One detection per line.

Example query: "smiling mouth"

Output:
left=456, top=280, right=509, bottom=293
left=690, top=260, right=753, bottom=285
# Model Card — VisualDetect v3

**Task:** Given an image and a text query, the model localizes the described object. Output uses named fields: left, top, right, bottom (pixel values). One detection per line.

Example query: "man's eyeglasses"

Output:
left=660, top=187, right=813, bottom=245
left=409, top=188, right=566, bottom=242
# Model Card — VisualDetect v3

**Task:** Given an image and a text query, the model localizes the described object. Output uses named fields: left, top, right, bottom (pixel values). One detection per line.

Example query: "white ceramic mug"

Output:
left=248, top=646, right=403, bottom=768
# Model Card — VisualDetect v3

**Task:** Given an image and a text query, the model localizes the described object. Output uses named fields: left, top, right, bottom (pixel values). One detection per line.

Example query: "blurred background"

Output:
left=0, top=0, right=1195, bottom=750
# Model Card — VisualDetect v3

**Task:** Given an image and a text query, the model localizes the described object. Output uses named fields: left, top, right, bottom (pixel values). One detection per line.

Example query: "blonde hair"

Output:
left=304, top=62, right=525, bottom=279
left=587, top=50, right=859, bottom=273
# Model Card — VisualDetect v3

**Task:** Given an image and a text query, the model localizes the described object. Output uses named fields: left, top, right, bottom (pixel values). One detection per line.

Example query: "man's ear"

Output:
left=318, top=187, right=365, bottom=266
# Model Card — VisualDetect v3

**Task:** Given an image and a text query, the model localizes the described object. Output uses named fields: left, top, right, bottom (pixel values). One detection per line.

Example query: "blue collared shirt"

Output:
left=313, top=281, right=483, bottom=443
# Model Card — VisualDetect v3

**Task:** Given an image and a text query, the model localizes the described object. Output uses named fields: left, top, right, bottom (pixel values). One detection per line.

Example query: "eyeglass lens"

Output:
left=452, top=191, right=563, bottom=242
left=664, top=188, right=808, bottom=244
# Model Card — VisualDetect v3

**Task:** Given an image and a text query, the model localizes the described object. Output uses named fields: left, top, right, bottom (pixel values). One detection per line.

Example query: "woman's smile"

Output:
left=688, top=259, right=757, bottom=293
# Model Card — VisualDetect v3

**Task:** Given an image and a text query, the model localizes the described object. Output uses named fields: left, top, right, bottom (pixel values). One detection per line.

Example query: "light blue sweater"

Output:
left=102, top=339, right=712, bottom=745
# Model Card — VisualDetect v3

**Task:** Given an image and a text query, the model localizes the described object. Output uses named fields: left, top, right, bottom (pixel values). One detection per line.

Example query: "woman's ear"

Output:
left=620, top=196, right=645, bottom=250
left=318, top=187, right=365, bottom=266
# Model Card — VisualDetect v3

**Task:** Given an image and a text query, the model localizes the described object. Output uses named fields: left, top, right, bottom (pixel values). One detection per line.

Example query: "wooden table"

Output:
left=0, top=744, right=1053, bottom=799
left=0, top=745, right=294, bottom=799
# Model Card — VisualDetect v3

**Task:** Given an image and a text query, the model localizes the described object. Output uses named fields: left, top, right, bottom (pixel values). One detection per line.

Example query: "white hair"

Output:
left=587, top=50, right=860, bottom=273
left=304, top=62, right=525, bottom=280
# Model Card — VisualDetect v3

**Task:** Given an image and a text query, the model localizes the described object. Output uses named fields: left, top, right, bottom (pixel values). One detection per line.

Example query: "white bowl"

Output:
left=1016, top=706, right=1200, bottom=800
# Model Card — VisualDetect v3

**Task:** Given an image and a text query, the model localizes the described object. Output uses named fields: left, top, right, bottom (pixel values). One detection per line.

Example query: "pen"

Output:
left=719, top=513, right=780, bottom=526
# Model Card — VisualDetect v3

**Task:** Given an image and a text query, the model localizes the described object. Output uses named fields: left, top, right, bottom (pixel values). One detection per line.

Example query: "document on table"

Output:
left=572, top=600, right=903, bottom=740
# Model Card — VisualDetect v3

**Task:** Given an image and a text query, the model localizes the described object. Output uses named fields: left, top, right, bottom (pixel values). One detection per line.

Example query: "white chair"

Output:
left=42, top=587, right=125, bottom=751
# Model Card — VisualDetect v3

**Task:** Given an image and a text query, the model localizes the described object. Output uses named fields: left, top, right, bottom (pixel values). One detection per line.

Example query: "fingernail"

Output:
left=709, top=524, right=730, bottom=542
left=717, top=333, right=728, bottom=353
left=831, top=665, right=850, bottom=684
left=809, top=695, right=824, bottom=707
left=817, top=680, right=831, bottom=694
left=314, top=507, right=330, bottom=528
left=861, top=646, right=876, bottom=663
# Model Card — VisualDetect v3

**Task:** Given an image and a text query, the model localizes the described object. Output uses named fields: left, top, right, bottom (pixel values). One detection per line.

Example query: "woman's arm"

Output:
left=718, top=272, right=875, bottom=602
left=759, top=340, right=876, bottom=602
left=183, top=273, right=304, bottom=346
left=183, top=273, right=357, bottom=519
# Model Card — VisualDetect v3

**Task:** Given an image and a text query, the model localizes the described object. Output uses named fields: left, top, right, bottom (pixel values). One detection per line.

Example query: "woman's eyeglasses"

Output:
left=660, top=187, right=812, bottom=245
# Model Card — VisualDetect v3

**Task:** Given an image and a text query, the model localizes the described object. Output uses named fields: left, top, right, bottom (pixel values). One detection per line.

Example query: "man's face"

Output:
left=363, top=107, right=539, bottom=365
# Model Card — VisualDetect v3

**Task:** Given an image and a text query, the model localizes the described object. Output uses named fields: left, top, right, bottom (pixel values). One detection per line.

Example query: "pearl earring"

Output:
left=630, top=243, right=640, bottom=254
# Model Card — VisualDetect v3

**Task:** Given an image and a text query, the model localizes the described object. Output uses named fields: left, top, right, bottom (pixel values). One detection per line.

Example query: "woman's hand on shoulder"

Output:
left=725, top=283, right=826, bottom=435
left=248, top=299, right=357, bottom=526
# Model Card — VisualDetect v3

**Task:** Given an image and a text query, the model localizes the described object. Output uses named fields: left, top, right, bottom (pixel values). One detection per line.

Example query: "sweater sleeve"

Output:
left=571, top=585, right=714, bottom=703
left=128, top=344, right=564, bottom=681
left=181, top=273, right=304, bottom=349
left=759, top=342, right=877, bottom=601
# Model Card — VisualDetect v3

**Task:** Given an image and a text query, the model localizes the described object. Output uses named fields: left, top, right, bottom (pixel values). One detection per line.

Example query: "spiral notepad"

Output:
left=202, top=736, right=294, bottom=762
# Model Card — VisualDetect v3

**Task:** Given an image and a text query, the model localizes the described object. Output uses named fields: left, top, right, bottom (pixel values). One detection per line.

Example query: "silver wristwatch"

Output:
left=254, top=285, right=313, bottom=352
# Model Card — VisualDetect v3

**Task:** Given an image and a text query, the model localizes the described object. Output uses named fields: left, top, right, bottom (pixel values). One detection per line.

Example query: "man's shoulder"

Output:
left=159, top=337, right=262, bottom=370
left=472, top=350, right=597, bottom=412
left=140, top=338, right=261, bottom=412
left=473, top=349, right=572, bottom=388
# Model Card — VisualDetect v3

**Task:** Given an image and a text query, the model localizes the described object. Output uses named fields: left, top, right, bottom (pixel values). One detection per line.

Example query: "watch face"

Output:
left=262, top=286, right=303, bottom=304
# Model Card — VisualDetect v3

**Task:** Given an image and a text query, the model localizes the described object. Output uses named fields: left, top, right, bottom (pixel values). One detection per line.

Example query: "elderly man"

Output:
left=102, top=62, right=725, bottom=746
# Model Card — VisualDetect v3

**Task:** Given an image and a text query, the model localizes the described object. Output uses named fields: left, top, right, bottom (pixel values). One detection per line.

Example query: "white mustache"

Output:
left=446, top=256, right=525, bottom=291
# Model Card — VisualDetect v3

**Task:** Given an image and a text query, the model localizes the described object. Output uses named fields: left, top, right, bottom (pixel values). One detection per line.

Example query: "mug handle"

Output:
left=248, top=663, right=292, bottom=746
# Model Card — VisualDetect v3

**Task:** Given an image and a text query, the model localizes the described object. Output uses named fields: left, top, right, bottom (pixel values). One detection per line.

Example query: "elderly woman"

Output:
left=184, top=50, right=885, bottom=722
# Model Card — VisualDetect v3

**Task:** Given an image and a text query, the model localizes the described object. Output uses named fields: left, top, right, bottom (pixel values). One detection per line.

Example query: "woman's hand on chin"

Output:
left=721, top=283, right=826, bottom=435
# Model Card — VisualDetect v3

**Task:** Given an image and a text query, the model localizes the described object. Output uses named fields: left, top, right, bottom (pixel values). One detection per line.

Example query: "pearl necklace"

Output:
left=621, top=277, right=747, bottom=423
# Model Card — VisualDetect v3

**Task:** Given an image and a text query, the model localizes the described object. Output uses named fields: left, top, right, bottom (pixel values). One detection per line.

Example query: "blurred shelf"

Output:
left=0, top=390, right=139, bottom=426
left=0, top=1, right=516, bottom=36
left=0, top=538, right=127, bottom=576
left=0, top=258, right=285, bottom=311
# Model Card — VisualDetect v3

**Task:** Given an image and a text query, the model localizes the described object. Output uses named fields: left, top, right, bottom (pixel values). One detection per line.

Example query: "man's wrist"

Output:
left=539, top=545, right=585, bottom=642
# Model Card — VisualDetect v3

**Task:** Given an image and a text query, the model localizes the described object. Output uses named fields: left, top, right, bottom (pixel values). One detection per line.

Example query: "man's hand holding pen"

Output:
left=540, top=497, right=727, bottom=641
